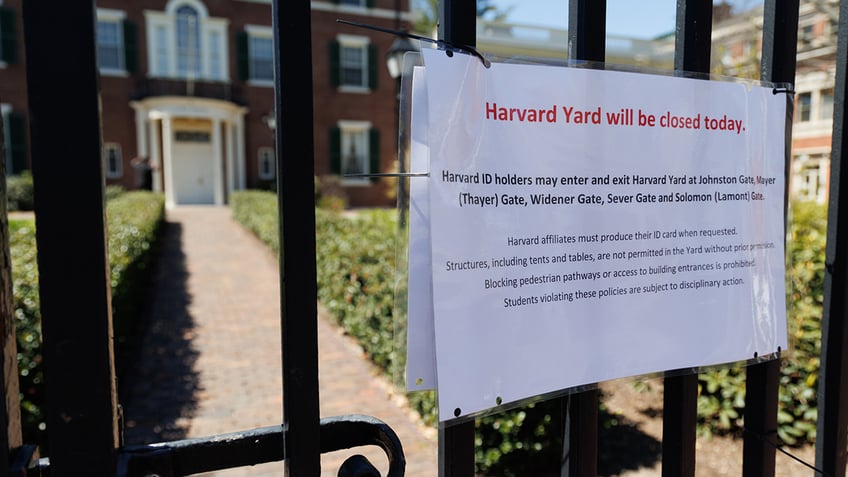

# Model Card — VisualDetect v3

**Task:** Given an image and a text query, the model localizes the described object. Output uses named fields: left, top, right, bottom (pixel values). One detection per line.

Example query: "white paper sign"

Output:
left=417, top=49, right=788, bottom=420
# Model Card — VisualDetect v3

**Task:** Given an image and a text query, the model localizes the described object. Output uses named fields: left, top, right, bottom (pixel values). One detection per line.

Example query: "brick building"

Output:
left=0, top=0, right=411, bottom=207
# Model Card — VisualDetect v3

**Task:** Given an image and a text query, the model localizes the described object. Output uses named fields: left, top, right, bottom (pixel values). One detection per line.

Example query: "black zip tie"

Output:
left=742, top=426, right=830, bottom=476
left=773, top=87, right=795, bottom=95
left=336, top=19, right=492, bottom=68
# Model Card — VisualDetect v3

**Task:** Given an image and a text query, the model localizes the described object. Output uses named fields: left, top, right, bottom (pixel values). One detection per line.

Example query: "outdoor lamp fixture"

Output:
left=385, top=35, right=419, bottom=80
left=262, top=112, right=276, bottom=131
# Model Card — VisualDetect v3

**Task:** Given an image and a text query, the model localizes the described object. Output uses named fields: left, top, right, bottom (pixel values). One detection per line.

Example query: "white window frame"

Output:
left=103, top=143, right=123, bottom=179
left=144, top=0, right=229, bottom=81
left=337, top=34, right=370, bottom=93
left=96, top=9, right=128, bottom=77
left=246, top=25, right=274, bottom=86
left=257, top=147, right=275, bottom=180
left=338, top=120, right=371, bottom=185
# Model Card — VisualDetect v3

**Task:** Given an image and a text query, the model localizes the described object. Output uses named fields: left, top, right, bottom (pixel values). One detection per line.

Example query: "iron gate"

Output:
left=2, top=0, right=848, bottom=476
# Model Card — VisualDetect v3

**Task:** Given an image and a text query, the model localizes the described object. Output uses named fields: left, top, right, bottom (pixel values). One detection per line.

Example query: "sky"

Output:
left=485, top=0, right=760, bottom=39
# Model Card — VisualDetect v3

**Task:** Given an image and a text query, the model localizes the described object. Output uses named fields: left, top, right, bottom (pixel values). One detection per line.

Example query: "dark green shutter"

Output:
left=122, top=19, right=138, bottom=73
left=329, top=40, right=340, bottom=88
left=366, top=0, right=375, bottom=7
left=8, top=112, right=27, bottom=174
left=368, top=128, right=380, bottom=183
left=236, top=31, right=249, bottom=80
left=0, top=7, right=17, bottom=64
left=368, top=44, right=378, bottom=90
left=329, top=127, right=341, bottom=174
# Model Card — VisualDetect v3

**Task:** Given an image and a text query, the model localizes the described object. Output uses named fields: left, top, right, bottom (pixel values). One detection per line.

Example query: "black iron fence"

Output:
left=1, top=0, right=848, bottom=476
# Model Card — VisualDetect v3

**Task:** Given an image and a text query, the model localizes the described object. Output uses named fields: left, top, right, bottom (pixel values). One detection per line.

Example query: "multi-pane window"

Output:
left=97, top=19, right=123, bottom=71
left=209, top=30, right=223, bottom=80
left=250, top=35, right=274, bottom=81
left=332, top=35, right=374, bottom=91
left=341, top=44, right=366, bottom=87
left=96, top=9, right=135, bottom=74
left=258, top=147, right=275, bottom=180
left=103, top=143, right=122, bottom=179
left=330, top=121, right=379, bottom=184
left=820, top=89, right=834, bottom=121
left=341, top=128, right=368, bottom=177
left=176, top=6, right=201, bottom=77
left=155, top=25, right=169, bottom=74
left=798, top=92, right=811, bottom=122
left=145, top=1, right=228, bottom=81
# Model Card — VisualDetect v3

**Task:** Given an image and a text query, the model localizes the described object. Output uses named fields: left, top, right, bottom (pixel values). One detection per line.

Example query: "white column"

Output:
left=235, top=115, right=246, bottom=189
left=134, top=107, right=149, bottom=159
left=225, top=120, right=236, bottom=198
left=212, top=117, right=224, bottom=205
left=162, top=116, right=176, bottom=208
left=150, top=119, right=163, bottom=193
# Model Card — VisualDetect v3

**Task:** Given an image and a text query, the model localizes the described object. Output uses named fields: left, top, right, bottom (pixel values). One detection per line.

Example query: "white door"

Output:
left=172, top=130, right=215, bottom=204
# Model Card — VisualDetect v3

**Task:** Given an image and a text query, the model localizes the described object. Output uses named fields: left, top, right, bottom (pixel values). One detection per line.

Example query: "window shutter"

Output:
left=8, top=112, right=27, bottom=174
left=123, top=19, right=138, bottom=73
left=329, top=127, right=341, bottom=174
left=368, top=44, right=378, bottom=90
left=0, top=7, right=17, bottom=64
left=236, top=31, right=250, bottom=80
left=329, top=40, right=340, bottom=88
left=368, top=128, right=380, bottom=183
left=366, top=0, right=376, bottom=7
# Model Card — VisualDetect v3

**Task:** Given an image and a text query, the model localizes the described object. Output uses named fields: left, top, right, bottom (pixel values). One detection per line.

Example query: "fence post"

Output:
left=817, top=0, right=848, bottom=475
left=271, top=1, right=321, bottom=475
left=661, top=2, right=712, bottom=476
left=560, top=2, right=605, bottom=476
left=21, top=1, right=120, bottom=474
left=436, top=1, right=476, bottom=475
left=0, top=102, right=23, bottom=475
left=743, top=1, right=798, bottom=476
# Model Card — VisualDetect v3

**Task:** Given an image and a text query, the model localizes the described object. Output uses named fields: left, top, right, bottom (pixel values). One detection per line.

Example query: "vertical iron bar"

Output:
left=744, top=1, right=798, bottom=476
left=437, top=1, right=476, bottom=475
left=567, top=0, right=606, bottom=63
left=817, top=0, right=848, bottom=475
left=561, top=2, right=605, bottom=476
left=22, top=1, right=119, bottom=474
left=272, top=0, right=321, bottom=475
left=662, top=2, right=712, bottom=476
left=561, top=0, right=607, bottom=477
left=0, top=102, right=23, bottom=474
left=562, top=390, right=598, bottom=477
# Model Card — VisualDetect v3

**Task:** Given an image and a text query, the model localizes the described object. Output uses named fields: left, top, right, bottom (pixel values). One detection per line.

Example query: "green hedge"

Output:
left=230, top=190, right=828, bottom=469
left=6, top=172, right=34, bottom=211
left=10, top=191, right=165, bottom=444
left=697, top=200, right=826, bottom=445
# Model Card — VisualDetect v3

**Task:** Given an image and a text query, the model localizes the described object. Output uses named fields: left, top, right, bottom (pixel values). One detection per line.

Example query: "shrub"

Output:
left=6, top=172, right=34, bottom=211
left=9, top=191, right=165, bottom=445
left=697, top=200, right=825, bottom=445
left=231, top=191, right=829, bottom=469
left=104, top=185, right=125, bottom=201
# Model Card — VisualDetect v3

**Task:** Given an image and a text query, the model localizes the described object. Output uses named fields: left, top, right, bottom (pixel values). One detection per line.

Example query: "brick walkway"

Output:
left=121, top=206, right=437, bottom=476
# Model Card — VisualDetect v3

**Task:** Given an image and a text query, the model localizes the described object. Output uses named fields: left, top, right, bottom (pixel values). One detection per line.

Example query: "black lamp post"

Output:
left=385, top=35, right=419, bottom=228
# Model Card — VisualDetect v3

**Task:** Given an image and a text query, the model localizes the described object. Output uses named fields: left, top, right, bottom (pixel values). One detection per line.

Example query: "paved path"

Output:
left=121, top=206, right=437, bottom=476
